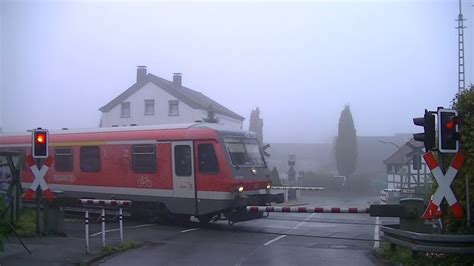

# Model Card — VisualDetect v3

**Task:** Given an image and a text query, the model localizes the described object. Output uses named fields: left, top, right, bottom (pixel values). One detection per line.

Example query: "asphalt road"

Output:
left=94, top=191, right=394, bottom=266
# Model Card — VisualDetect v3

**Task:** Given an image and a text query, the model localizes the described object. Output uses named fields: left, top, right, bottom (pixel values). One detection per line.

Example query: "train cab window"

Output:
left=80, top=146, right=100, bottom=172
left=132, top=144, right=156, bottom=173
left=198, top=144, right=218, bottom=173
left=55, top=147, right=73, bottom=172
left=224, top=137, right=266, bottom=167
left=174, top=145, right=191, bottom=176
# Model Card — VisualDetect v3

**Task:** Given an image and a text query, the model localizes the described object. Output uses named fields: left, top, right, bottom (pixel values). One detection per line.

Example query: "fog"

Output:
left=1, top=0, right=473, bottom=143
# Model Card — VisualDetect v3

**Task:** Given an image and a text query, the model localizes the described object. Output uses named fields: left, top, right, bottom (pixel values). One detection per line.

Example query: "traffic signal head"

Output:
left=32, top=129, right=49, bottom=158
left=438, top=109, right=460, bottom=153
left=413, top=109, right=435, bottom=151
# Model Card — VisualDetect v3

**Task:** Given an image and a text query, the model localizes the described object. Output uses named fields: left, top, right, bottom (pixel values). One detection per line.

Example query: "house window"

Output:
left=132, top=144, right=156, bottom=173
left=55, top=147, right=73, bottom=172
left=169, top=100, right=179, bottom=116
left=145, top=99, right=154, bottom=115
left=80, top=146, right=100, bottom=172
left=121, top=102, right=130, bottom=118
left=198, top=144, right=218, bottom=173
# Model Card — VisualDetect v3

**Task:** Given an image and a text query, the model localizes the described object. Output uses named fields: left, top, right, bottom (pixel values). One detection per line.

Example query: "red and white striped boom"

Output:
left=272, top=186, right=324, bottom=191
left=247, top=206, right=369, bottom=214
left=80, top=198, right=132, bottom=207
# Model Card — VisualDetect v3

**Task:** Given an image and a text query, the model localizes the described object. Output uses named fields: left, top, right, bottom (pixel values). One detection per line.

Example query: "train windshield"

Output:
left=224, top=137, right=265, bottom=167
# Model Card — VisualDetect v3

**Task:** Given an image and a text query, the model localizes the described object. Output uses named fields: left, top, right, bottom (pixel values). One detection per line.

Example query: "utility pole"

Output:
left=456, top=0, right=466, bottom=93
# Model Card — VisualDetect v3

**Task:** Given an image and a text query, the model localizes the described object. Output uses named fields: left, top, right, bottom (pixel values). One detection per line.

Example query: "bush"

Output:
left=445, top=85, right=474, bottom=233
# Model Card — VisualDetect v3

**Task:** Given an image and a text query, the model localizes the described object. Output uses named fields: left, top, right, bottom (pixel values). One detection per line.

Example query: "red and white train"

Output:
left=0, top=123, right=283, bottom=223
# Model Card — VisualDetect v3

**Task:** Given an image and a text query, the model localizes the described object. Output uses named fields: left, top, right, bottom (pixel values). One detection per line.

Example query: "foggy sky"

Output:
left=1, top=0, right=473, bottom=143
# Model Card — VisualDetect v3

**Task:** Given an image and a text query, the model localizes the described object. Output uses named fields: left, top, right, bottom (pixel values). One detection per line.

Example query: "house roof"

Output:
left=383, top=139, right=424, bottom=165
left=99, top=73, right=245, bottom=121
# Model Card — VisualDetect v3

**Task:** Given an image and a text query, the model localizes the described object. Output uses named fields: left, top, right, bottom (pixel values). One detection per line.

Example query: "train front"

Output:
left=220, top=131, right=284, bottom=223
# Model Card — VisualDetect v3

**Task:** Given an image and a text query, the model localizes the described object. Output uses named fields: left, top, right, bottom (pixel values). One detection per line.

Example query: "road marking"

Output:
left=264, top=235, right=287, bottom=246
left=181, top=228, right=200, bottom=233
left=90, top=224, right=155, bottom=237
left=293, top=213, right=316, bottom=229
left=373, top=217, right=380, bottom=249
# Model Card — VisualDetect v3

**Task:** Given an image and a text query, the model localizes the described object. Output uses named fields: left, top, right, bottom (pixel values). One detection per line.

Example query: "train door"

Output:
left=171, top=141, right=196, bottom=214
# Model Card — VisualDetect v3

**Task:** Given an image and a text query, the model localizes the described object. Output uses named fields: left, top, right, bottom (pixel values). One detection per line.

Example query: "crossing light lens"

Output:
left=251, top=168, right=257, bottom=175
left=36, top=134, right=45, bottom=143
left=446, top=121, right=454, bottom=129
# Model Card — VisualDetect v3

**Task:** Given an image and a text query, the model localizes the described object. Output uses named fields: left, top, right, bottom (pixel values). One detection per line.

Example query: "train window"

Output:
left=224, top=137, right=265, bottom=167
left=80, top=146, right=100, bottom=172
left=174, top=145, right=191, bottom=176
left=198, top=144, right=218, bottom=173
left=55, top=147, right=73, bottom=172
left=132, top=144, right=156, bottom=173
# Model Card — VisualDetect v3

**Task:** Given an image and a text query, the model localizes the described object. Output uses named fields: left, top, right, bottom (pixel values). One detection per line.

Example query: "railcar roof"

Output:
left=0, top=123, right=249, bottom=137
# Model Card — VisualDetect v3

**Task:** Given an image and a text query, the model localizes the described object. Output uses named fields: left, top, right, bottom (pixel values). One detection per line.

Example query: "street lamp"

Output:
left=378, top=140, right=401, bottom=149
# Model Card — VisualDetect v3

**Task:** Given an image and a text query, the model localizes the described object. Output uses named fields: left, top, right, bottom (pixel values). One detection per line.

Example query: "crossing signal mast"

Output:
left=413, top=109, right=436, bottom=151
left=32, top=129, right=49, bottom=158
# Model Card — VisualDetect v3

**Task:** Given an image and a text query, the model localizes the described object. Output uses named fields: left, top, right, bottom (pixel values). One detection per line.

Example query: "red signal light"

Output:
left=446, top=121, right=454, bottom=129
left=36, top=134, right=45, bottom=144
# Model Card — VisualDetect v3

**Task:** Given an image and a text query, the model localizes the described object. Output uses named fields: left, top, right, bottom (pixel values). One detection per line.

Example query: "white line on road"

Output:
left=373, top=216, right=380, bottom=249
left=292, top=213, right=316, bottom=230
left=90, top=224, right=155, bottom=237
left=181, top=228, right=200, bottom=233
left=264, top=212, right=316, bottom=247
left=264, top=235, right=287, bottom=246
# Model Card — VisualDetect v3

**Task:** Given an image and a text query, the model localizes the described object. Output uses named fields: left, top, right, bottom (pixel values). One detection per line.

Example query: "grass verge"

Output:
left=14, top=208, right=39, bottom=237
left=80, top=240, right=143, bottom=266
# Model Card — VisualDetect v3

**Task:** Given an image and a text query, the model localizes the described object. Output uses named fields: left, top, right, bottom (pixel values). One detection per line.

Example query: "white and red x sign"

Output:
left=23, top=155, right=55, bottom=201
left=422, top=152, right=464, bottom=220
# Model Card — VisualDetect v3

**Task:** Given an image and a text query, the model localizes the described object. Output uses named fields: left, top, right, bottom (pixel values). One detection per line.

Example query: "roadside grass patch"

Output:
left=101, top=240, right=141, bottom=254
left=15, top=208, right=39, bottom=237
left=81, top=241, right=143, bottom=266
left=376, top=242, right=474, bottom=266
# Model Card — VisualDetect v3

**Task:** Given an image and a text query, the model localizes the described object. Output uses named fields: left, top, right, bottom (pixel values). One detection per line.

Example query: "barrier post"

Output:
left=119, top=207, right=123, bottom=243
left=85, top=211, right=90, bottom=253
left=101, top=208, right=106, bottom=247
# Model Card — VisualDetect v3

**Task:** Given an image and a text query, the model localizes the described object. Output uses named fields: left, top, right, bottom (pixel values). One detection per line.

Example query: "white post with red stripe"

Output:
left=23, top=155, right=55, bottom=201
left=247, top=206, right=370, bottom=214
left=422, top=152, right=465, bottom=220
left=85, top=211, right=90, bottom=253
left=101, top=209, right=106, bottom=247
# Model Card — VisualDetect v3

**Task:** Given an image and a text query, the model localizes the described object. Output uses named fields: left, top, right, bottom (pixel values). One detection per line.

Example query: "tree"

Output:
left=249, top=107, right=264, bottom=144
left=203, top=105, right=219, bottom=123
left=446, top=84, right=474, bottom=233
left=270, top=166, right=282, bottom=186
left=334, top=105, right=357, bottom=178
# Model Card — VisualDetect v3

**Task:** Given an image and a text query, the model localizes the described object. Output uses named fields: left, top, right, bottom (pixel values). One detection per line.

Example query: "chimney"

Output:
left=173, top=73, right=182, bottom=87
left=137, top=66, right=147, bottom=82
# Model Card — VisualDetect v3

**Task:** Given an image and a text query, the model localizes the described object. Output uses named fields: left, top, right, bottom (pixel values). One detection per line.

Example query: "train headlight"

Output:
left=251, top=168, right=257, bottom=175
left=266, top=183, right=271, bottom=190
left=238, top=185, right=244, bottom=193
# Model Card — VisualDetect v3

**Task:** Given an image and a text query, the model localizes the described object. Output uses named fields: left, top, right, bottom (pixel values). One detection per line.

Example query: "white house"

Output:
left=383, top=139, right=432, bottom=189
left=99, top=66, right=244, bottom=128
